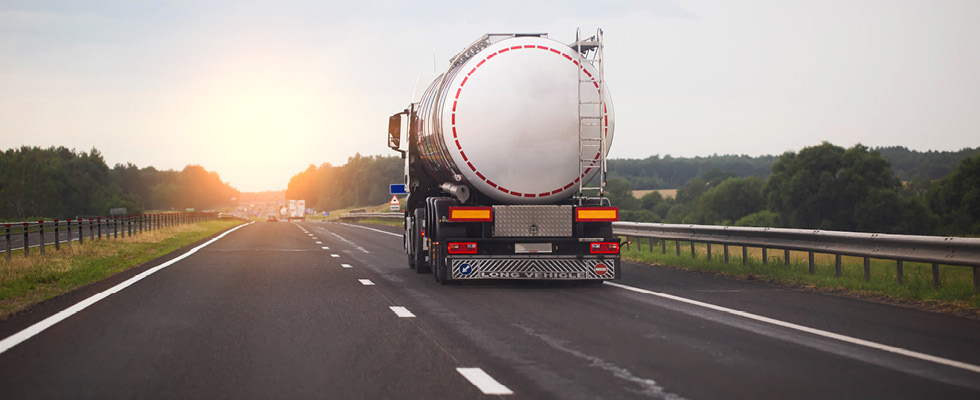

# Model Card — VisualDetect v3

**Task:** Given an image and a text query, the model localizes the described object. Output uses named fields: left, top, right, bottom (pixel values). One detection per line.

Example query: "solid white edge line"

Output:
left=0, top=222, right=254, bottom=355
left=389, top=306, right=415, bottom=318
left=337, top=222, right=402, bottom=237
left=605, top=282, right=980, bottom=375
left=456, top=367, right=514, bottom=395
left=358, top=279, right=375, bottom=286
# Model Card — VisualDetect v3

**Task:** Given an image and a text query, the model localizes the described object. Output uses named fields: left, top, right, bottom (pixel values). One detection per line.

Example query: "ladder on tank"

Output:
left=574, top=28, right=607, bottom=204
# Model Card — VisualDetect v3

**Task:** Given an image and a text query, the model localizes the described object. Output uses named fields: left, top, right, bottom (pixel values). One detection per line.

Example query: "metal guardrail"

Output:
left=2, top=212, right=219, bottom=261
left=613, top=222, right=980, bottom=291
left=336, top=212, right=402, bottom=221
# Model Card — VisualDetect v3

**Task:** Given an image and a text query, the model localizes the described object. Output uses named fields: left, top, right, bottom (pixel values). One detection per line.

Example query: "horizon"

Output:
left=2, top=1, right=978, bottom=192
left=6, top=141, right=972, bottom=194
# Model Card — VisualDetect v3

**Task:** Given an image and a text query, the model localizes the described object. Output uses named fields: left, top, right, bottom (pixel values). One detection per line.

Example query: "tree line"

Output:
left=610, top=146, right=979, bottom=190
left=285, top=154, right=403, bottom=212
left=610, top=143, right=979, bottom=236
left=0, top=146, right=239, bottom=220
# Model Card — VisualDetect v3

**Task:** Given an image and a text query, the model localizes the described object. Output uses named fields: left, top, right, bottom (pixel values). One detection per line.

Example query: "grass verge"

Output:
left=0, top=220, right=244, bottom=320
left=352, top=218, right=401, bottom=227
left=621, top=240, right=980, bottom=317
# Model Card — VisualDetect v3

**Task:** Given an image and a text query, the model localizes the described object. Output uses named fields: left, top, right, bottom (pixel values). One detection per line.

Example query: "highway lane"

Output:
left=0, top=221, right=978, bottom=399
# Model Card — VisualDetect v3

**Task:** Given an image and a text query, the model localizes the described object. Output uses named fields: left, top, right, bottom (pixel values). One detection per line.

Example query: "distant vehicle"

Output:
left=287, top=199, right=306, bottom=221
left=266, top=215, right=278, bottom=222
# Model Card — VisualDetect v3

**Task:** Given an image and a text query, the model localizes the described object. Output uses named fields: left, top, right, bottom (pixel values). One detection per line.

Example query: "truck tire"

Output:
left=429, top=198, right=460, bottom=284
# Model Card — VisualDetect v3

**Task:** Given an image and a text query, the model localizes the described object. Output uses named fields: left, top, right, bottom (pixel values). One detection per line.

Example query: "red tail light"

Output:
left=590, top=242, right=619, bottom=254
left=448, top=242, right=478, bottom=254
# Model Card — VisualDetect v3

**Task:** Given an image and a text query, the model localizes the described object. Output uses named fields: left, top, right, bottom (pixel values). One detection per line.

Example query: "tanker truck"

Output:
left=387, top=30, right=620, bottom=283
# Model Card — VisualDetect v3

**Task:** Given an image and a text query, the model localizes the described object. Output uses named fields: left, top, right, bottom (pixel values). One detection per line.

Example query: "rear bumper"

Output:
left=448, top=255, right=620, bottom=280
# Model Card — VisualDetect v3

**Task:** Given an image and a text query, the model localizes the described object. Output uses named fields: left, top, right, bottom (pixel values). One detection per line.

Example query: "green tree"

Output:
left=693, top=176, right=765, bottom=225
left=764, top=142, right=930, bottom=233
left=928, top=153, right=980, bottom=235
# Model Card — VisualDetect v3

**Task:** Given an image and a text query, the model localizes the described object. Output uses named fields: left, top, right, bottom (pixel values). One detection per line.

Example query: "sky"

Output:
left=1, top=0, right=978, bottom=192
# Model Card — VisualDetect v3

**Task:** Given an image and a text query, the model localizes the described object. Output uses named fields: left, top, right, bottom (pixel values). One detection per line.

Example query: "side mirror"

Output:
left=388, top=114, right=401, bottom=150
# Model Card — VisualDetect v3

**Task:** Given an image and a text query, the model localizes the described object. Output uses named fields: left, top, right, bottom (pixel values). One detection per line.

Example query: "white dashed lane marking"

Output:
left=358, top=279, right=375, bottom=286
left=321, top=246, right=330, bottom=249
left=331, top=254, right=340, bottom=258
left=456, top=368, right=513, bottom=395
left=341, top=264, right=352, bottom=268
left=389, top=306, right=415, bottom=318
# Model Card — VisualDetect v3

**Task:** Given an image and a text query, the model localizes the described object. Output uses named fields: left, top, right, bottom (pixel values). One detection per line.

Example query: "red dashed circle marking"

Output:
left=451, top=45, right=608, bottom=198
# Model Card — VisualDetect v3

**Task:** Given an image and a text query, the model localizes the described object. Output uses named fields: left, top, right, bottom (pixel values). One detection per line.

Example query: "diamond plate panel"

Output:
left=450, top=257, right=616, bottom=280
left=493, top=205, right=573, bottom=237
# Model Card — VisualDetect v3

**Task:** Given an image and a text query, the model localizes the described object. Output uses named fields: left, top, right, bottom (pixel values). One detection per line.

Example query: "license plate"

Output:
left=515, top=243, right=552, bottom=254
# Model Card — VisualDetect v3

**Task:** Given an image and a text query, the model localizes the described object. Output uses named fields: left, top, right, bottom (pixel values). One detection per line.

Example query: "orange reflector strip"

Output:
left=449, top=207, right=493, bottom=222
left=575, top=207, right=619, bottom=222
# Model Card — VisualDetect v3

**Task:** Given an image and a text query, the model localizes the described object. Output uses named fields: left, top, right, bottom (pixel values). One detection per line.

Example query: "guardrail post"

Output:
left=896, top=260, right=904, bottom=285
left=140, top=214, right=144, bottom=234
left=974, top=267, right=979, bottom=293
left=89, top=219, right=94, bottom=241
left=932, top=263, right=940, bottom=289
left=54, top=220, right=60, bottom=251
left=97, top=217, right=102, bottom=240
left=5, top=224, right=10, bottom=261
left=113, top=217, right=118, bottom=239
left=690, top=241, right=695, bottom=258
left=723, top=245, right=729, bottom=264
left=104, top=217, right=110, bottom=239
left=784, top=249, right=790, bottom=266
left=675, top=240, right=680, bottom=256
left=863, top=257, right=871, bottom=282
left=661, top=239, right=666, bottom=254
left=808, top=252, right=815, bottom=274
left=742, top=246, right=748, bottom=266
left=23, top=223, right=29, bottom=257
left=761, top=247, right=768, bottom=265
left=706, top=243, right=712, bottom=261
left=78, top=219, right=84, bottom=244
left=38, top=221, right=45, bottom=256
left=66, top=220, right=72, bottom=246
left=835, top=254, right=842, bottom=277
left=648, top=238, right=653, bottom=252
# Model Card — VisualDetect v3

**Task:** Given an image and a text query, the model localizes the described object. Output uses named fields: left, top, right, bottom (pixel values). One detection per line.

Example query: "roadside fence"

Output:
left=614, top=222, right=980, bottom=292
left=2, top=212, right=219, bottom=261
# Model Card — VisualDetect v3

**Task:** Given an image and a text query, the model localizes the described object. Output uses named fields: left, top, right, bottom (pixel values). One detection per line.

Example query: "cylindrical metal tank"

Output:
left=414, top=35, right=614, bottom=204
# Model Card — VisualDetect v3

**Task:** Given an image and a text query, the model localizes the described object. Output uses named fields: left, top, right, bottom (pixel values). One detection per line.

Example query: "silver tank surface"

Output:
left=414, top=35, right=614, bottom=204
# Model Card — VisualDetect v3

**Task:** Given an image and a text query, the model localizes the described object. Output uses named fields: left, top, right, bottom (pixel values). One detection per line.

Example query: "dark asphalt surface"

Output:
left=0, top=221, right=978, bottom=399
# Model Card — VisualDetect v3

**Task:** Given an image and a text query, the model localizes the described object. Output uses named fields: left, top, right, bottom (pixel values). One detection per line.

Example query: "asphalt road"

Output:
left=0, top=221, right=978, bottom=399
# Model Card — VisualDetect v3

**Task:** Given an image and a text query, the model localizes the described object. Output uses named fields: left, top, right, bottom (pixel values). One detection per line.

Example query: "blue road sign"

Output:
left=459, top=263, right=473, bottom=276
left=390, top=184, right=409, bottom=195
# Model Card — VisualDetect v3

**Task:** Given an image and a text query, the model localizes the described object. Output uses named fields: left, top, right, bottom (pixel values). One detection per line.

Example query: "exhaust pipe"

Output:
left=440, top=182, right=471, bottom=203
